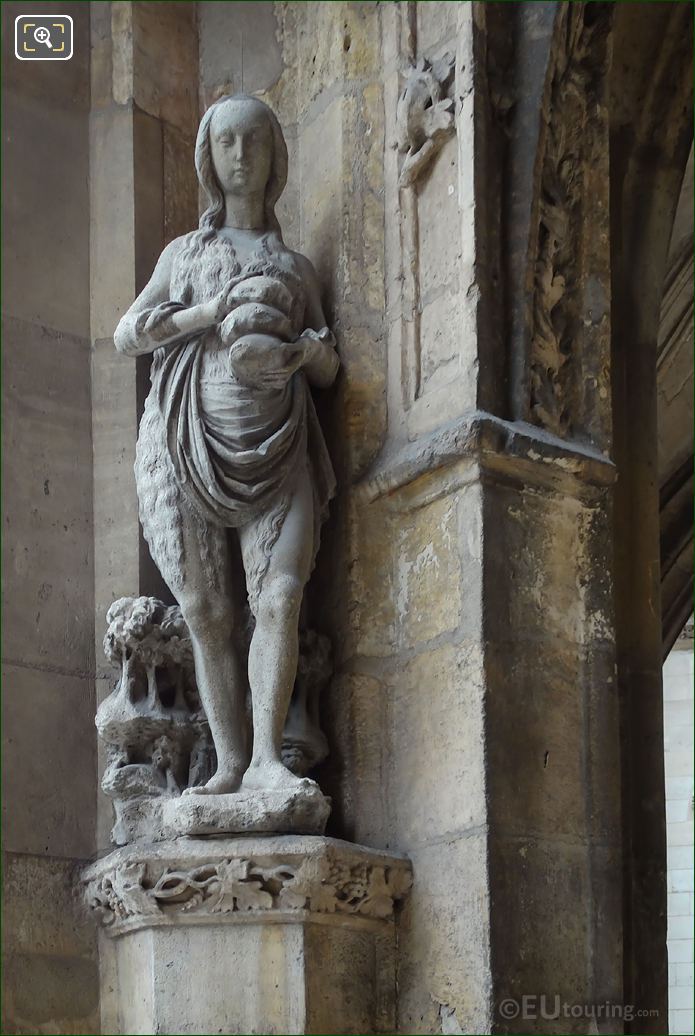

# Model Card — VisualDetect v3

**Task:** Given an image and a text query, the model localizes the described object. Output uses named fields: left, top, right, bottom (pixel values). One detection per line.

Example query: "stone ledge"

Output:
left=357, top=410, right=616, bottom=503
left=82, top=836, right=412, bottom=935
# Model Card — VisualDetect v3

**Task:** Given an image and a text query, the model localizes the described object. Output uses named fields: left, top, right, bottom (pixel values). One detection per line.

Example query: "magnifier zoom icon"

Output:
left=33, top=26, right=52, bottom=48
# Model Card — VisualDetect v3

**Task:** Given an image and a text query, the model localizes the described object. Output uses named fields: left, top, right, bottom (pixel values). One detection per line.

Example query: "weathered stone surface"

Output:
left=322, top=672, right=387, bottom=845
left=3, top=89, right=89, bottom=340
left=7, top=4, right=687, bottom=1035
left=111, top=2, right=198, bottom=132
left=2, top=852, right=99, bottom=1036
left=397, top=833, right=491, bottom=1036
left=2, top=664, right=95, bottom=860
left=396, top=495, right=461, bottom=648
left=345, top=498, right=398, bottom=659
left=2, top=7, right=99, bottom=1025
left=396, top=54, right=455, bottom=188
left=2, top=317, right=94, bottom=673
left=2, top=952, right=99, bottom=1036
left=199, top=1, right=283, bottom=104
left=3, top=852, right=94, bottom=959
left=83, top=836, right=411, bottom=933
left=489, top=839, right=622, bottom=1035
left=168, top=785, right=331, bottom=837
left=385, top=641, right=485, bottom=847
left=97, top=595, right=334, bottom=843
left=83, top=832, right=411, bottom=1036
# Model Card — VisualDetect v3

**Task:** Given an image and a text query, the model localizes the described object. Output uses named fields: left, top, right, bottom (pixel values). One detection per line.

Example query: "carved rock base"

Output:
left=167, top=784, right=331, bottom=837
left=84, top=836, right=412, bottom=1035
left=111, top=785, right=331, bottom=845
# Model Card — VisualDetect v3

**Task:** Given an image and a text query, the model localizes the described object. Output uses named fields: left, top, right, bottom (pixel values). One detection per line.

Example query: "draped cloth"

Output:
left=148, top=323, right=335, bottom=532
left=127, top=234, right=336, bottom=601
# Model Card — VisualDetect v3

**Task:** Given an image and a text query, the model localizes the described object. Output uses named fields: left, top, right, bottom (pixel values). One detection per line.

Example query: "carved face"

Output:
left=210, top=98, right=273, bottom=196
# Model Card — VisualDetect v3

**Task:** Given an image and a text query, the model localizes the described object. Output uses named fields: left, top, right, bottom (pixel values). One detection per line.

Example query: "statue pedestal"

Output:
left=84, top=836, right=411, bottom=1035
left=114, top=784, right=332, bottom=844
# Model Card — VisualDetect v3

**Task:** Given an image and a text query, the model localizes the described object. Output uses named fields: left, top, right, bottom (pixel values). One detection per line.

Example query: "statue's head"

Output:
left=195, top=94, right=288, bottom=233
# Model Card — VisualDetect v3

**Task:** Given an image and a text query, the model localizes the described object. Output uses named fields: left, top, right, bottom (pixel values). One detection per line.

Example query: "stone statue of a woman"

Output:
left=114, top=95, right=339, bottom=806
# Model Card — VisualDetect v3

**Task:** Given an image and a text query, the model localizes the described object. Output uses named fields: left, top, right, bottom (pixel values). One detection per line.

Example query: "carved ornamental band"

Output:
left=83, top=841, right=412, bottom=934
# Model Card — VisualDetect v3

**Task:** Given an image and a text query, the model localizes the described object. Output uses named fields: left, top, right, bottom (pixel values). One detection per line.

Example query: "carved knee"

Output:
left=180, top=596, right=232, bottom=640
left=255, top=574, right=304, bottom=627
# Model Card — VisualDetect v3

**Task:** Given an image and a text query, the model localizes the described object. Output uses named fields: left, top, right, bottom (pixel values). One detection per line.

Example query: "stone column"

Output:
left=609, top=6, right=694, bottom=1028
left=2, top=3, right=99, bottom=1031
left=89, top=0, right=198, bottom=850
left=319, top=4, right=623, bottom=1032
left=85, top=837, right=411, bottom=1035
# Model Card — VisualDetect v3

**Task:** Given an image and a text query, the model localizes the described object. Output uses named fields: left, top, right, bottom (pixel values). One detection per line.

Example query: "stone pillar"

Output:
left=85, top=837, right=411, bottom=1035
left=609, top=6, right=693, bottom=1029
left=2, top=3, right=99, bottom=1031
left=318, top=4, right=623, bottom=1032
left=89, top=0, right=198, bottom=851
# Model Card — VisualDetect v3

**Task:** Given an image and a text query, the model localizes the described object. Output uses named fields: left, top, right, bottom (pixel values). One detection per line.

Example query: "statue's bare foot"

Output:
left=241, top=758, right=317, bottom=794
left=182, top=768, right=243, bottom=796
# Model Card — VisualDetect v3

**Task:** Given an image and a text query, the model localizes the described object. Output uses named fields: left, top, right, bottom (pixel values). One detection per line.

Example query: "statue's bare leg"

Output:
left=239, top=462, right=315, bottom=792
left=160, top=506, right=248, bottom=795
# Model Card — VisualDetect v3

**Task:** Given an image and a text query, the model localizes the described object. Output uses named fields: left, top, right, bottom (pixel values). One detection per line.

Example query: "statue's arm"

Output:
left=114, top=237, right=222, bottom=357
left=294, top=255, right=340, bottom=389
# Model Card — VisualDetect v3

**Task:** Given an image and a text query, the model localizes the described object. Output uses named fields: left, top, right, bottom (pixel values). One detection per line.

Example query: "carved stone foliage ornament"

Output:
left=113, top=94, right=340, bottom=829
left=396, top=54, right=456, bottom=187
left=394, top=48, right=457, bottom=405
left=83, top=839, right=413, bottom=935
left=529, top=4, right=612, bottom=439
left=97, top=596, right=332, bottom=845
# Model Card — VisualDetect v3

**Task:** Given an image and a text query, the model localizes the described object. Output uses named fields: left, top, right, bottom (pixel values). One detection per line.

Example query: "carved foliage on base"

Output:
left=529, top=3, right=612, bottom=438
left=85, top=852, right=412, bottom=929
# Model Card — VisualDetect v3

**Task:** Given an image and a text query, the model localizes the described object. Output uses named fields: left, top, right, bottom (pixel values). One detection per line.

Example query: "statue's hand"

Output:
left=228, top=334, right=307, bottom=389
left=293, top=327, right=339, bottom=388
left=204, top=283, right=241, bottom=326
left=293, top=326, right=336, bottom=353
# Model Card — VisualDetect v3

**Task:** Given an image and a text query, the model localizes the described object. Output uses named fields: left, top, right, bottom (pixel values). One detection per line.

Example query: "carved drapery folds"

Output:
left=528, top=3, right=612, bottom=444
left=98, top=596, right=332, bottom=844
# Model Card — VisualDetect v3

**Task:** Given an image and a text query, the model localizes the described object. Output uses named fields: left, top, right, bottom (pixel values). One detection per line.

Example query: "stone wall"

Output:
left=663, top=635, right=695, bottom=1036
left=1, top=3, right=99, bottom=1032
left=89, top=0, right=199, bottom=853
left=4, top=3, right=688, bottom=1032
left=197, top=4, right=623, bottom=1032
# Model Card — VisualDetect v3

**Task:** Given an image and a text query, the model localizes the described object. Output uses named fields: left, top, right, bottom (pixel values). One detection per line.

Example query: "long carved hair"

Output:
left=194, top=93, right=288, bottom=236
